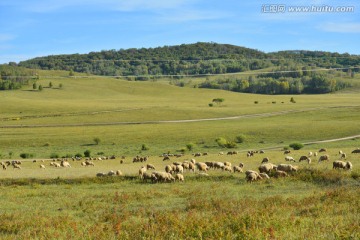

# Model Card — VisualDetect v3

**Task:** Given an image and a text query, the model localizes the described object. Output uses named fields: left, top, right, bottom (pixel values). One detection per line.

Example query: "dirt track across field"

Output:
left=1, top=105, right=358, bottom=129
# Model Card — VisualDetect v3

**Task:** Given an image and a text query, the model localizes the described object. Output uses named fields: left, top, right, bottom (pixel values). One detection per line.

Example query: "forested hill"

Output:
left=17, top=42, right=360, bottom=77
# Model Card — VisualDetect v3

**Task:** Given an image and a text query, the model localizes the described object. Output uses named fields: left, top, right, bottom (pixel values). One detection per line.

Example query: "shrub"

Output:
left=93, top=137, right=101, bottom=145
left=208, top=103, right=213, bottom=107
left=215, top=137, right=228, bottom=148
left=289, top=142, right=304, bottom=150
left=50, top=153, right=59, bottom=158
left=254, top=101, right=259, bottom=104
left=20, top=153, right=34, bottom=159
left=290, top=97, right=296, bottom=103
left=186, top=143, right=194, bottom=151
left=235, top=134, right=246, bottom=143
left=84, top=150, right=91, bottom=158
left=141, top=144, right=149, bottom=151
left=75, top=153, right=83, bottom=158
left=224, top=141, right=237, bottom=148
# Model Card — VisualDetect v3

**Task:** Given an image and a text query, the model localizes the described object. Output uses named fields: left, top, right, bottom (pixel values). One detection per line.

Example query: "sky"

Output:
left=0, top=0, right=360, bottom=63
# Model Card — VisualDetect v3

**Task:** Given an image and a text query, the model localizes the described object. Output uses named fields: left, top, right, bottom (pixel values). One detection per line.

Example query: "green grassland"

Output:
left=1, top=70, right=360, bottom=158
left=0, top=70, right=360, bottom=239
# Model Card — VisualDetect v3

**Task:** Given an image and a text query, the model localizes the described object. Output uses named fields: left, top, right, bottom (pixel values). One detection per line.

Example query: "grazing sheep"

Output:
left=175, top=173, right=185, bottom=182
left=165, top=165, right=174, bottom=173
left=188, top=162, right=196, bottom=172
left=258, top=163, right=277, bottom=174
left=32, top=160, right=37, bottom=163
left=146, top=164, right=156, bottom=170
left=205, top=161, right=215, bottom=169
left=61, top=161, right=71, bottom=168
left=259, top=173, right=270, bottom=179
left=261, top=157, right=270, bottom=164
left=182, top=162, right=190, bottom=171
left=224, top=161, right=232, bottom=167
left=339, top=150, right=343, bottom=155
left=120, top=160, right=124, bottom=164
left=319, top=148, right=327, bottom=152
left=107, top=170, right=116, bottom=176
left=218, top=152, right=224, bottom=155
left=308, top=152, right=313, bottom=157
left=142, top=172, right=157, bottom=182
left=202, top=152, right=208, bottom=156
left=1, top=162, right=6, bottom=170
left=163, top=156, right=170, bottom=161
left=314, top=152, right=318, bottom=157
left=96, top=172, right=106, bottom=177
left=351, top=149, right=360, bottom=154
left=81, top=162, right=87, bottom=166
left=193, top=153, right=202, bottom=157
left=214, top=162, right=225, bottom=170
left=274, top=170, right=288, bottom=178
left=13, top=164, right=21, bottom=169
left=196, top=162, right=208, bottom=172
left=259, top=150, right=265, bottom=154
left=333, top=161, right=353, bottom=170
left=152, top=171, right=175, bottom=183
left=39, top=164, right=45, bottom=169
left=190, top=159, right=196, bottom=164
left=285, top=156, right=295, bottom=162
left=346, top=162, right=353, bottom=170
left=277, top=164, right=298, bottom=173
left=340, top=153, right=346, bottom=159
left=139, top=166, right=147, bottom=178
left=233, top=166, right=243, bottom=173
left=246, top=171, right=262, bottom=183
left=223, top=166, right=232, bottom=173
left=174, top=165, right=184, bottom=174
left=307, top=158, right=312, bottom=164
left=318, top=155, right=330, bottom=163
left=299, top=156, right=311, bottom=163
left=284, top=150, right=291, bottom=154
left=173, top=162, right=182, bottom=166
left=239, top=163, right=244, bottom=168
left=115, top=170, right=123, bottom=176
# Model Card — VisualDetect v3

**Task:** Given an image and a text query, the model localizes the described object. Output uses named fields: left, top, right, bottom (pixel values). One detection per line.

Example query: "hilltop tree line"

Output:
left=17, top=42, right=360, bottom=78
left=199, top=67, right=350, bottom=94
left=0, top=64, right=38, bottom=90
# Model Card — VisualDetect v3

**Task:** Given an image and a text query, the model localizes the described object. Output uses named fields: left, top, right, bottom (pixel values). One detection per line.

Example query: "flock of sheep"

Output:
left=0, top=148, right=357, bottom=183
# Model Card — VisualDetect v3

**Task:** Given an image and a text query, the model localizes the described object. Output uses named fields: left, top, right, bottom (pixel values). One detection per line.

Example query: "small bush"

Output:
left=93, top=137, right=101, bottom=145
left=84, top=150, right=91, bottom=158
left=50, top=153, right=59, bottom=158
left=141, top=144, right=149, bottom=151
left=20, top=153, right=34, bottom=159
left=186, top=143, right=194, bottom=151
left=290, top=97, right=296, bottom=103
left=43, top=143, right=50, bottom=147
left=224, top=141, right=237, bottom=148
left=215, top=137, right=228, bottom=148
left=235, top=134, right=246, bottom=143
left=208, top=103, right=213, bottom=107
left=289, top=142, right=304, bottom=150
left=254, top=101, right=259, bottom=104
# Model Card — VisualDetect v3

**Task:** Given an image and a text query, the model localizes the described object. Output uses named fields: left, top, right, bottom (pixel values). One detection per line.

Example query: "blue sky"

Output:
left=1, top=0, right=359, bottom=63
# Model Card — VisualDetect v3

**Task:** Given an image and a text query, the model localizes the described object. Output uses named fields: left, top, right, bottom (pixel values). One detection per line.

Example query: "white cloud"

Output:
left=14, top=0, right=191, bottom=13
left=0, top=34, right=16, bottom=42
left=320, top=22, right=360, bottom=33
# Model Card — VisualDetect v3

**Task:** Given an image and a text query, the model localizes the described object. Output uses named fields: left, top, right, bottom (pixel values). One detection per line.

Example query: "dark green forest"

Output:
left=0, top=64, right=38, bottom=90
left=2, top=42, right=360, bottom=93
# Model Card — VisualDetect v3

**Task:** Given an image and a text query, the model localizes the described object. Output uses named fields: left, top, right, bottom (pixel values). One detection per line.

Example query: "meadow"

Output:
left=0, top=70, right=359, bottom=239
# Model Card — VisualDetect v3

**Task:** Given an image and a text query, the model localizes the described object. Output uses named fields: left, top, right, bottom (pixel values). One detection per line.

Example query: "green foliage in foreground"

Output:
left=0, top=170, right=358, bottom=239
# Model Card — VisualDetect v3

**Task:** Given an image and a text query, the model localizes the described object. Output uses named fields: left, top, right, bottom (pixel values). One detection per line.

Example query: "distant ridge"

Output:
left=17, top=42, right=360, bottom=77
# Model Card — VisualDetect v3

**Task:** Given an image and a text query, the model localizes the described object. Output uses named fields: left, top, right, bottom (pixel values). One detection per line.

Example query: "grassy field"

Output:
left=0, top=70, right=360, bottom=239
left=1, top=70, right=360, bottom=159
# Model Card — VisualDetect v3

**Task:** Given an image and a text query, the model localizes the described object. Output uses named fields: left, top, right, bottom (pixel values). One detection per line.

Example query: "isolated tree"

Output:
left=59, top=83, right=63, bottom=89
left=69, top=70, right=74, bottom=76
left=32, top=82, right=37, bottom=90
left=49, top=81, right=53, bottom=88
left=93, top=137, right=101, bottom=145
left=38, top=85, right=43, bottom=91
left=84, top=150, right=91, bottom=157
left=186, top=143, right=194, bottom=151
left=212, top=98, right=225, bottom=105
